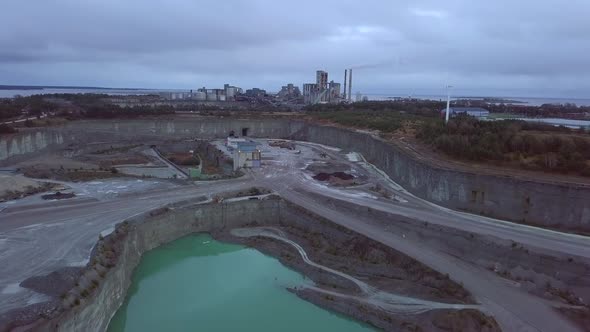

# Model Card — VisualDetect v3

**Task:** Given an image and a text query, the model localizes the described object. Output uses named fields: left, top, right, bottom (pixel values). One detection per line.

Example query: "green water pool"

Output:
left=107, top=234, right=374, bottom=332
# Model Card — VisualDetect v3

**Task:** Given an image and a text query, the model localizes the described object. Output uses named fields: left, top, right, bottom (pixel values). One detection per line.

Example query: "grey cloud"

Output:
left=0, top=0, right=589, bottom=96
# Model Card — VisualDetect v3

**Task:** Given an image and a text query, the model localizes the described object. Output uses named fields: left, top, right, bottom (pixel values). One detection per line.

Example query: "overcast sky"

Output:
left=1, top=0, right=589, bottom=97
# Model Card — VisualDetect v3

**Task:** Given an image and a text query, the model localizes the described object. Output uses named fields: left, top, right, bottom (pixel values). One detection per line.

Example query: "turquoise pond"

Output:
left=107, top=234, right=374, bottom=332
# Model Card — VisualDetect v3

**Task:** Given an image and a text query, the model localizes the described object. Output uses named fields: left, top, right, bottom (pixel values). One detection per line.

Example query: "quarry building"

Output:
left=232, top=141, right=261, bottom=170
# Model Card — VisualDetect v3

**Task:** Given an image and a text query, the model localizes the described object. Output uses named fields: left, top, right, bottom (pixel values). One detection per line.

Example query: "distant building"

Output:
left=277, top=83, right=301, bottom=100
left=233, top=141, right=261, bottom=170
left=160, top=92, right=190, bottom=100
left=356, top=92, right=362, bottom=102
left=328, top=81, right=341, bottom=102
left=197, top=87, right=226, bottom=101
left=316, top=70, right=328, bottom=90
left=245, top=88, right=267, bottom=97
left=303, top=83, right=318, bottom=104
left=192, top=84, right=241, bottom=101
left=224, top=84, right=242, bottom=101
left=226, top=137, right=246, bottom=150
left=304, top=70, right=345, bottom=104
left=441, top=107, right=490, bottom=119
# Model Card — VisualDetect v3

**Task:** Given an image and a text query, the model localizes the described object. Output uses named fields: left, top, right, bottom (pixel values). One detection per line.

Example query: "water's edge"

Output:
left=106, top=234, right=373, bottom=332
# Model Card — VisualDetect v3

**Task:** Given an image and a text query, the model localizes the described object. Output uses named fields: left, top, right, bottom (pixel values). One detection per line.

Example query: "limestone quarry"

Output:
left=0, top=117, right=589, bottom=332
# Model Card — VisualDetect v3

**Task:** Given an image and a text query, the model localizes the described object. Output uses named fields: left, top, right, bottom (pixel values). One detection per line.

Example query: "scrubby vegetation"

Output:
left=0, top=95, right=55, bottom=120
left=1, top=93, right=175, bottom=124
left=418, top=115, right=590, bottom=176
left=307, top=100, right=441, bottom=132
left=308, top=101, right=590, bottom=177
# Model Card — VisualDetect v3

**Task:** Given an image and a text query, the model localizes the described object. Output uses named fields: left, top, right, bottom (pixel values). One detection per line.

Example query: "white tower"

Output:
left=445, top=85, right=453, bottom=124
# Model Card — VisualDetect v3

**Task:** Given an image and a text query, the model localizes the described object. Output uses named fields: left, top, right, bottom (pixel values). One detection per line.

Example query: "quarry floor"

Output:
left=0, top=138, right=589, bottom=331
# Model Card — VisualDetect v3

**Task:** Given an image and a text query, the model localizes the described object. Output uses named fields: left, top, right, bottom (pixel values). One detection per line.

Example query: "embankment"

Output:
left=28, top=197, right=283, bottom=332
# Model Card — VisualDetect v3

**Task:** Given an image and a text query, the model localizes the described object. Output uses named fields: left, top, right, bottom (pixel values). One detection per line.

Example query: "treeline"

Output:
left=81, top=105, right=175, bottom=118
left=453, top=99, right=590, bottom=118
left=311, top=110, right=427, bottom=133
left=417, top=115, right=590, bottom=176
left=488, top=104, right=590, bottom=118
left=306, top=101, right=442, bottom=133
left=306, top=100, right=444, bottom=117
left=0, top=96, right=56, bottom=120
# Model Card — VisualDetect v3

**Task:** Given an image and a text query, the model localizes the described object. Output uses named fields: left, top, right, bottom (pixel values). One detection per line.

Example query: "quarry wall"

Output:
left=1, top=118, right=588, bottom=231
left=35, top=198, right=283, bottom=332
left=0, top=119, right=304, bottom=163
left=303, top=125, right=590, bottom=231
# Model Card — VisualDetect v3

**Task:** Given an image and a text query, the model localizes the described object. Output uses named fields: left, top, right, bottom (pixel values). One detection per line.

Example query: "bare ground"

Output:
left=0, top=175, right=55, bottom=202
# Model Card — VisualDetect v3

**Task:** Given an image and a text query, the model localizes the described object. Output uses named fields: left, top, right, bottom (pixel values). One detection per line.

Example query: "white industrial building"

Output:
left=441, top=107, right=490, bottom=119
left=233, top=141, right=261, bottom=171
left=226, top=137, right=246, bottom=150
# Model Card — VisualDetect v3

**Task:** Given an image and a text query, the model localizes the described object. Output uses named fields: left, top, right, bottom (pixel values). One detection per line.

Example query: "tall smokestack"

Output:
left=343, top=70, right=347, bottom=100
left=348, top=69, right=353, bottom=102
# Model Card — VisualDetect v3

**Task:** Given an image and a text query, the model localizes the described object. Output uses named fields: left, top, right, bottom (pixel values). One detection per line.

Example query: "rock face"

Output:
left=33, top=198, right=283, bottom=332
left=303, top=125, right=590, bottom=232
left=0, top=119, right=304, bottom=164
left=0, top=131, right=64, bottom=161
left=1, top=118, right=589, bottom=231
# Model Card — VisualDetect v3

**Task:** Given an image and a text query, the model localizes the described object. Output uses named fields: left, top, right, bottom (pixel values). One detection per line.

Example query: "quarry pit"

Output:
left=0, top=117, right=589, bottom=332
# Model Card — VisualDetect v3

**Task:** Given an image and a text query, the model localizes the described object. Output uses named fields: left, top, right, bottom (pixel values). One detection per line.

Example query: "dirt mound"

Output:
left=313, top=172, right=354, bottom=181
left=269, top=140, right=296, bottom=150
left=41, top=192, right=76, bottom=200
left=20, top=267, right=82, bottom=297
left=167, top=153, right=200, bottom=166
left=0, top=175, right=54, bottom=201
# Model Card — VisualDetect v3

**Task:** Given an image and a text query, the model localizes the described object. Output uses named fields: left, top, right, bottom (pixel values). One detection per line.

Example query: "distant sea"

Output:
left=0, top=87, right=182, bottom=98
left=365, top=94, right=590, bottom=107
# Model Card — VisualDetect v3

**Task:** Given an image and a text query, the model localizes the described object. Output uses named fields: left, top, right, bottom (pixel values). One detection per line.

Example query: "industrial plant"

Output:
left=159, top=84, right=243, bottom=102
left=157, top=69, right=357, bottom=106
left=302, top=69, right=355, bottom=105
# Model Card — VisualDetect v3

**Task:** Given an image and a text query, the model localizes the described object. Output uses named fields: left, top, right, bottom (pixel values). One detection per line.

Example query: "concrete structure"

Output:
left=302, top=83, right=318, bottom=105
left=245, top=88, right=266, bottom=97
left=356, top=92, right=363, bottom=102
left=159, top=92, right=188, bottom=100
left=226, top=137, right=246, bottom=150
left=304, top=70, right=345, bottom=104
left=316, top=70, right=328, bottom=90
left=223, top=84, right=241, bottom=101
left=343, top=70, right=347, bottom=101
left=233, top=141, right=261, bottom=170
left=328, top=81, right=341, bottom=102
left=277, top=84, right=301, bottom=101
left=197, top=86, right=241, bottom=102
left=441, top=107, right=490, bottom=119
left=191, top=91, right=207, bottom=101
left=348, top=69, right=353, bottom=102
